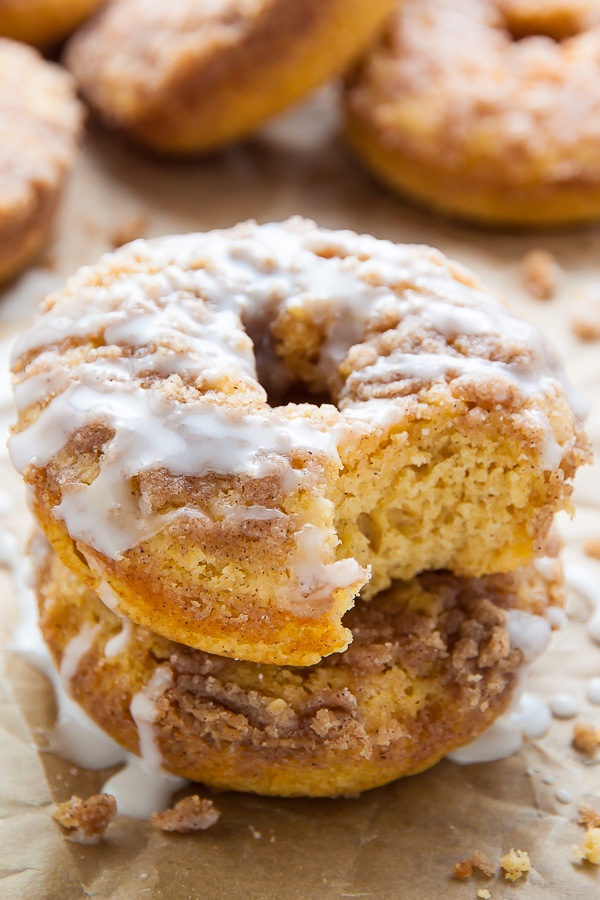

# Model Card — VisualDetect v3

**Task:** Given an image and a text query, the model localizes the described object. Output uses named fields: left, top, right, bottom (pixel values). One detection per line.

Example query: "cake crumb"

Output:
left=584, top=538, right=600, bottom=561
left=453, top=859, right=473, bottom=879
left=500, top=849, right=531, bottom=882
left=574, top=827, right=600, bottom=864
left=151, top=796, right=220, bottom=833
left=477, top=890, right=491, bottom=900
left=110, top=214, right=149, bottom=249
left=54, top=793, right=116, bottom=844
left=579, top=804, right=600, bottom=829
left=573, top=722, right=600, bottom=756
left=571, top=294, right=600, bottom=341
left=521, top=249, right=561, bottom=300
left=248, top=825, right=262, bottom=840
left=453, top=851, right=494, bottom=880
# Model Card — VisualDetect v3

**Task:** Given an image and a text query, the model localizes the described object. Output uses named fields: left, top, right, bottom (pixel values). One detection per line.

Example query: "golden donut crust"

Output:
left=345, top=0, right=600, bottom=227
left=9, top=219, right=590, bottom=666
left=35, top=541, right=564, bottom=797
left=64, top=0, right=397, bottom=154
left=0, top=39, right=82, bottom=283
left=0, top=0, right=104, bottom=48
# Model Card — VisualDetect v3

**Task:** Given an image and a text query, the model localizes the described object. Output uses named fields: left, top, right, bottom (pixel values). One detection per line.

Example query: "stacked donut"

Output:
left=10, top=218, right=590, bottom=796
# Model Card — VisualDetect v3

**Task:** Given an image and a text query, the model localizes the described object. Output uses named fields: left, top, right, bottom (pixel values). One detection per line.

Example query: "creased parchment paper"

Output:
left=1, top=89, right=600, bottom=900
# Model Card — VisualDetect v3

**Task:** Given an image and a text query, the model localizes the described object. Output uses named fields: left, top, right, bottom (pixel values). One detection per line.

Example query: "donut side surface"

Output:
left=0, top=39, right=82, bottom=282
left=0, top=0, right=104, bottom=48
left=65, top=0, right=397, bottom=154
left=344, top=0, right=600, bottom=227
left=35, top=541, right=562, bottom=797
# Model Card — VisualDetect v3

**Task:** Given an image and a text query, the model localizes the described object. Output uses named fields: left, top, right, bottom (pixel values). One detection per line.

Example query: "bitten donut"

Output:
left=63, top=0, right=397, bottom=155
left=0, top=39, right=82, bottom=283
left=344, top=0, right=600, bottom=227
left=35, top=540, right=563, bottom=797
left=9, top=219, right=589, bottom=665
left=0, top=0, right=104, bottom=48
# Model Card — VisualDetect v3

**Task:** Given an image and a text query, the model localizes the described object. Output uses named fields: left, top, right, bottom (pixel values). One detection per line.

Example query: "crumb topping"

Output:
left=54, top=793, right=116, bottom=844
left=151, top=795, right=220, bottom=832
left=521, top=250, right=561, bottom=301
left=573, top=721, right=600, bottom=755
left=500, top=848, right=531, bottom=881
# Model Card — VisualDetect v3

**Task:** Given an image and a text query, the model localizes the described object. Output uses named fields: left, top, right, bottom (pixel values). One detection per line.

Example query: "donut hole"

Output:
left=502, top=8, right=583, bottom=43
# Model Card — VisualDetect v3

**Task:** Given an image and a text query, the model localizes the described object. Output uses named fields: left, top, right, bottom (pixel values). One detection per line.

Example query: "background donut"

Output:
left=0, top=0, right=104, bottom=48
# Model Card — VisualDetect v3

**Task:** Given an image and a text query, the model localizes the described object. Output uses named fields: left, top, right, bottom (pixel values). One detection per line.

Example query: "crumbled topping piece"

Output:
left=579, top=804, right=600, bottom=829
left=54, top=793, right=116, bottom=844
left=500, top=849, right=531, bottom=881
left=584, top=538, right=600, bottom=561
left=453, top=851, right=494, bottom=880
left=571, top=294, right=600, bottom=341
left=151, top=795, right=220, bottom=833
left=521, top=249, right=561, bottom=300
left=477, top=890, right=491, bottom=900
left=573, top=722, right=600, bottom=756
left=574, top=828, right=600, bottom=865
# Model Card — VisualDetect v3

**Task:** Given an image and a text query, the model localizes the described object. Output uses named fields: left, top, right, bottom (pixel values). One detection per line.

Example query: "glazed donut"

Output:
left=0, top=0, right=104, bottom=48
left=63, top=0, right=397, bottom=155
left=0, top=39, right=82, bottom=284
left=344, top=0, right=600, bottom=227
left=35, top=539, right=563, bottom=797
left=9, top=219, right=589, bottom=665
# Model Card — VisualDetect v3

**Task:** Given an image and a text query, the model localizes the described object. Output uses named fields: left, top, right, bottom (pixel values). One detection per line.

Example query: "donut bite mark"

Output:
left=9, top=219, right=589, bottom=665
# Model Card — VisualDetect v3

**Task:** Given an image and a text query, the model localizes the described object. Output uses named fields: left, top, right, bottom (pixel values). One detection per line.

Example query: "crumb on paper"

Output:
left=500, top=849, right=531, bottom=882
left=249, top=825, right=262, bottom=840
left=151, top=795, right=220, bottom=833
left=477, top=890, right=491, bottom=900
left=110, top=214, right=150, bottom=249
left=573, top=722, right=600, bottom=756
left=54, top=793, right=116, bottom=844
left=574, top=827, right=600, bottom=865
left=521, top=249, right=561, bottom=300
left=579, top=804, right=600, bottom=829
left=584, top=539, right=600, bottom=561
left=571, top=293, right=600, bottom=341
left=453, top=851, right=494, bottom=880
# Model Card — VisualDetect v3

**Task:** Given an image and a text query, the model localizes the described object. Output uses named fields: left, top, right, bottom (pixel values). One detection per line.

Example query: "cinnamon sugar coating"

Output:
left=36, top=541, right=563, bottom=797
left=64, top=0, right=396, bottom=154
left=345, top=0, right=600, bottom=226
left=0, top=39, right=82, bottom=283
left=10, top=219, right=589, bottom=665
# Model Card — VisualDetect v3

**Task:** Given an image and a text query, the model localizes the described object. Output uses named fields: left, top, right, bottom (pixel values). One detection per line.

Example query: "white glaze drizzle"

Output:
left=129, top=666, right=173, bottom=773
left=101, top=756, right=188, bottom=820
left=58, top=623, right=100, bottom=694
left=588, top=677, right=600, bottom=705
left=550, top=693, right=580, bottom=719
left=9, top=220, right=584, bottom=575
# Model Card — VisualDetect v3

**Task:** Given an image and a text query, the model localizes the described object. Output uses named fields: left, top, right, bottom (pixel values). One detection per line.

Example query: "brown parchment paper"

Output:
left=1, top=88, right=600, bottom=900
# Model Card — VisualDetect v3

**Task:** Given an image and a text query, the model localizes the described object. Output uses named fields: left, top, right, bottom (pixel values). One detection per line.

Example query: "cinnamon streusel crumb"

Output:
left=573, top=722, right=600, bottom=756
left=521, top=249, right=561, bottom=301
left=54, top=793, right=116, bottom=844
left=584, top=539, right=600, bottom=561
left=452, top=851, right=494, bottom=879
left=151, top=795, right=220, bottom=833
left=579, top=804, right=600, bottom=830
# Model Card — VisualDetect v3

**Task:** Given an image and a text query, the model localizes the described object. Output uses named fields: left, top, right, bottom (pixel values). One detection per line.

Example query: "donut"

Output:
left=0, top=0, right=104, bottom=48
left=0, top=39, right=82, bottom=284
left=9, top=219, right=590, bottom=665
left=63, top=0, right=397, bottom=155
left=35, top=539, right=563, bottom=797
left=344, top=0, right=600, bottom=227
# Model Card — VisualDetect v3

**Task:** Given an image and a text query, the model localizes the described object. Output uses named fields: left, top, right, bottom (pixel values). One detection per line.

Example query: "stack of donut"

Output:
left=9, top=218, right=590, bottom=796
